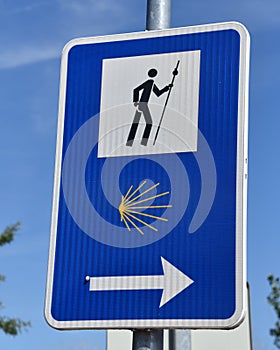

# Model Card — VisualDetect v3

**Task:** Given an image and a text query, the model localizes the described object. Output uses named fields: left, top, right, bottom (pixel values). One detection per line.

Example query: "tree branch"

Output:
left=0, top=222, right=20, bottom=247
left=0, top=222, right=31, bottom=336
left=268, top=274, right=280, bottom=348
left=0, top=317, right=31, bottom=336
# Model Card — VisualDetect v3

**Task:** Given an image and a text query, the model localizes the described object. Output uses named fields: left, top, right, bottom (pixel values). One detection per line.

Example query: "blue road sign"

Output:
left=45, top=22, right=250, bottom=329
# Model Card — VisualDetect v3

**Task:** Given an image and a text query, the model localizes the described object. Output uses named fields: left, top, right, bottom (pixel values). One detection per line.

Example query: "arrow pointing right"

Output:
left=85, top=257, right=194, bottom=308
left=159, top=257, right=194, bottom=307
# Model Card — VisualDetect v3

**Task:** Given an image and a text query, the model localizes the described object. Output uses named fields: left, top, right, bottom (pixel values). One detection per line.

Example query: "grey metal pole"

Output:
left=147, top=1, right=191, bottom=350
left=146, top=0, right=171, bottom=30
left=132, top=2, right=170, bottom=349
left=133, top=2, right=191, bottom=349
left=133, top=330, right=163, bottom=350
left=169, top=329, right=191, bottom=350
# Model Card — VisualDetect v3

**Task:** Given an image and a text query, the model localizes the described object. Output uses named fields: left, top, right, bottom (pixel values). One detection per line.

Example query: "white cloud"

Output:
left=14, top=2, right=49, bottom=14
left=58, top=0, right=121, bottom=15
left=0, top=0, right=134, bottom=70
left=175, top=0, right=280, bottom=32
left=0, top=45, right=60, bottom=69
left=240, top=0, right=280, bottom=26
left=29, top=110, right=57, bottom=136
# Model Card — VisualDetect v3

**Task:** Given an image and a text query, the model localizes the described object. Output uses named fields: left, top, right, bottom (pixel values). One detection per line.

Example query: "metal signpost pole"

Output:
left=132, top=1, right=170, bottom=350
left=146, top=0, right=170, bottom=30
left=132, top=329, right=163, bottom=350
left=133, top=1, right=188, bottom=350
left=169, top=330, right=191, bottom=350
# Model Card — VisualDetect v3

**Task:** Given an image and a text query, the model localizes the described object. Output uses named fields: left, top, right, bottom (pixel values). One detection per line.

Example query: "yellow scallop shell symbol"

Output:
left=118, top=180, right=172, bottom=235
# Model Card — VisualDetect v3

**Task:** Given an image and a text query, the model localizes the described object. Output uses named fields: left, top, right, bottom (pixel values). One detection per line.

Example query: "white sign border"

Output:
left=45, top=21, right=250, bottom=330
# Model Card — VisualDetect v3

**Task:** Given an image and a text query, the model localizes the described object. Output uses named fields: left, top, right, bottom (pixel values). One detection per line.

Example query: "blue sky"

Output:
left=0, top=0, right=280, bottom=349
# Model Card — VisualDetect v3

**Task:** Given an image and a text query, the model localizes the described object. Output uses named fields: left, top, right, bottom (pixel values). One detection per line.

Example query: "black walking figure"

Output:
left=126, top=68, right=171, bottom=147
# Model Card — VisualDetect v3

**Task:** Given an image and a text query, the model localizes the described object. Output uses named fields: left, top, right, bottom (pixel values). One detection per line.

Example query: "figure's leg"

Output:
left=142, top=124, right=152, bottom=146
left=140, top=103, right=152, bottom=146
left=126, top=109, right=141, bottom=147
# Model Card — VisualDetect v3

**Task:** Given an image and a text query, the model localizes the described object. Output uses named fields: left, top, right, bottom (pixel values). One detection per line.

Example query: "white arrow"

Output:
left=85, top=257, right=194, bottom=308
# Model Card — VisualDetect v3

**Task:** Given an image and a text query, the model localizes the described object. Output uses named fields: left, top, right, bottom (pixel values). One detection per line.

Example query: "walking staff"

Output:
left=153, top=60, right=180, bottom=145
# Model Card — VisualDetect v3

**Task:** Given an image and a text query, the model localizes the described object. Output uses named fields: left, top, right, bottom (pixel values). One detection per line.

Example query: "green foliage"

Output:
left=0, top=222, right=20, bottom=247
left=0, top=275, right=5, bottom=282
left=268, top=274, right=280, bottom=348
left=0, top=317, right=31, bottom=336
left=0, top=223, right=31, bottom=336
